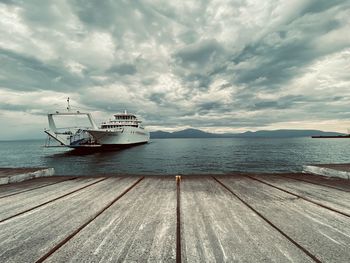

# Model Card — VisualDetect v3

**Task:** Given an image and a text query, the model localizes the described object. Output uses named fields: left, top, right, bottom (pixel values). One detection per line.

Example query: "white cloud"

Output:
left=64, top=60, right=86, bottom=76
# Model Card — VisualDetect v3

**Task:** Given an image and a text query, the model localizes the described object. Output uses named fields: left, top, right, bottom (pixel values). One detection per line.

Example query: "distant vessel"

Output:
left=311, top=135, right=350, bottom=138
left=86, top=111, right=150, bottom=146
left=312, top=129, right=350, bottom=138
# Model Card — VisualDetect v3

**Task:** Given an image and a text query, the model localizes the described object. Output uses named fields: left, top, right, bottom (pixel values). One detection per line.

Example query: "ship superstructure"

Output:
left=86, top=111, right=150, bottom=146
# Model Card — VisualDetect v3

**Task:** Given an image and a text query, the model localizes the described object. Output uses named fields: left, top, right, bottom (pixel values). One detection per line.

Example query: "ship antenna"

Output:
left=67, top=97, right=71, bottom=112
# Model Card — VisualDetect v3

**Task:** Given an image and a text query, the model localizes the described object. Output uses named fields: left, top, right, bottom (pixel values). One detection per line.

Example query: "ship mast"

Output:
left=67, top=97, right=71, bottom=112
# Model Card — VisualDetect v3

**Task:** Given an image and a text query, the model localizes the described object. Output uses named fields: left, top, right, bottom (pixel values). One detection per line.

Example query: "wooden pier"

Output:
left=1, top=173, right=350, bottom=262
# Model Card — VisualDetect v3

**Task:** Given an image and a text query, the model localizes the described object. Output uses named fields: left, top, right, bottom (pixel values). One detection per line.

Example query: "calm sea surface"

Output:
left=0, top=138, right=349, bottom=175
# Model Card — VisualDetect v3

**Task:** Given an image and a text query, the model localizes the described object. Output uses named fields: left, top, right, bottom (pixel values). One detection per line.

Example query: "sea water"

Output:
left=0, top=138, right=349, bottom=175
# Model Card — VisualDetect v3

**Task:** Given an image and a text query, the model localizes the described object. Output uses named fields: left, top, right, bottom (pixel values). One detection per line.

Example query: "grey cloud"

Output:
left=172, top=40, right=229, bottom=91
left=70, top=0, right=117, bottom=29
left=235, top=48, right=307, bottom=87
left=0, top=49, right=89, bottom=91
left=230, top=15, right=346, bottom=89
left=0, top=103, right=28, bottom=112
left=197, top=102, right=225, bottom=114
left=141, top=77, right=157, bottom=86
left=174, top=39, right=225, bottom=67
left=0, top=102, right=48, bottom=115
left=183, top=73, right=212, bottom=91
left=0, top=0, right=17, bottom=4
left=148, top=93, right=166, bottom=105
left=79, top=98, right=140, bottom=114
left=146, top=113, right=280, bottom=129
left=70, top=0, right=175, bottom=48
left=177, top=30, right=199, bottom=45
left=107, top=63, right=137, bottom=75
left=253, top=101, right=280, bottom=110
left=302, top=0, right=349, bottom=15
left=251, top=95, right=305, bottom=110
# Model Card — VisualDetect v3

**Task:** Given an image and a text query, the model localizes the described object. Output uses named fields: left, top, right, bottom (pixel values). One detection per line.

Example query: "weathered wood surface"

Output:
left=0, top=173, right=349, bottom=263
left=283, top=173, right=350, bottom=191
left=0, top=177, right=101, bottom=221
left=249, top=174, right=350, bottom=215
left=217, top=175, right=350, bottom=262
left=180, top=177, right=313, bottom=262
left=0, top=177, right=138, bottom=262
left=46, top=177, right=176, bottom=262
left=0, top=176, right=75, bottom=198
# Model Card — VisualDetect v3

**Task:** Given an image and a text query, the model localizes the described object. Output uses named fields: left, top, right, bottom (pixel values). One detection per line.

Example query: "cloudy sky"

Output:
left=1, top=0, right=350, bottom=139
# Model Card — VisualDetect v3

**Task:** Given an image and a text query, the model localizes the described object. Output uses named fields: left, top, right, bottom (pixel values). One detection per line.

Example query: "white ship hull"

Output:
left=87, top=126, right=150, bottom=146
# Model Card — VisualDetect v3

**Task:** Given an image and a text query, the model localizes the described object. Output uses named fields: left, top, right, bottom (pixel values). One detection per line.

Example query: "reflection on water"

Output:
left=49, top=143, right=142, bottom=157
left=0, top=138, right=349, bottom=175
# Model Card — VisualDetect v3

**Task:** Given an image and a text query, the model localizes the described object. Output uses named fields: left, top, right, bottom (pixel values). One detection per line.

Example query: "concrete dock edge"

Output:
left=0, top=168, right=55, bottom=185
left=303, top=165, right=350, bottom=180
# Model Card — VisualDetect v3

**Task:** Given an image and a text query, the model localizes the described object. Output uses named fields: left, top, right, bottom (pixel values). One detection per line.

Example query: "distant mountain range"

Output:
left=150, top=128, right=344, bottom=139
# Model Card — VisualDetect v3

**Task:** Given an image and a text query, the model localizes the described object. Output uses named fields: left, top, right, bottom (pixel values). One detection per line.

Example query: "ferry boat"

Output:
left=86, top=111, right=150, bottom=146
left=44, top=98, right=149, bottom=148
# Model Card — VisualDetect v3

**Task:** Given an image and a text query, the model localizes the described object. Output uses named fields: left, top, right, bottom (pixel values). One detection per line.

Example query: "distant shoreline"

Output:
left=0, top=128, right=345, bottom=141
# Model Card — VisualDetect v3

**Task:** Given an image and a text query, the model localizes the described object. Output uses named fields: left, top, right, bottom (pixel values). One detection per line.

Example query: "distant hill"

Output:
left=151, top=128, right=219, bottom=138
left=150, top=129, right=344, bottom=139
left=235, top=129, right=344, bottom=138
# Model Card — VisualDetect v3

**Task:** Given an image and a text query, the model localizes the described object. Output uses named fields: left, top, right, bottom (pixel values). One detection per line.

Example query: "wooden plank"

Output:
left=0, top=176, right=75, bottom=198
left=0, top=177, right=139, bottom=263
left=218, top=175, right=350, bottom=263
left=283, top=173, right=350, bottom=191
left=180, top=177, right=313, bottom=262
left=250, top=174, right=350, bottom=215
left=45, top=177, right=176, bottom=263
left=42, top=177, right=176, bottom=262
left=0, top=178, right=101, bottom=221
